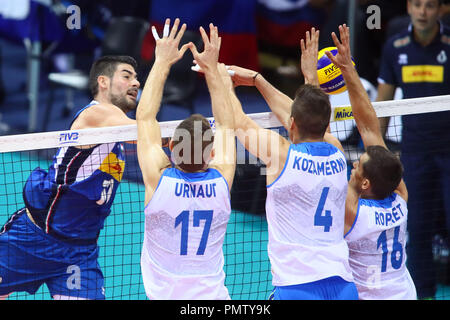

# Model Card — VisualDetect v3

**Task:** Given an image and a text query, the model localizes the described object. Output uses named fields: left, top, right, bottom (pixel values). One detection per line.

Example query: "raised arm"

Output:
left=224, top=72, right=291, bottom=184
left=227, top=28, right=320, bottom=128
left=327, top=25, right=407, bottom=205
left=325, top=25, right=386, bottom=149
left=188, top=24, right=236, bottom=187
left=227, top=66, right=293, bottom=130
left=136, top=18, right=190, bottom=205
left=228, top=28, right=343, bottom=152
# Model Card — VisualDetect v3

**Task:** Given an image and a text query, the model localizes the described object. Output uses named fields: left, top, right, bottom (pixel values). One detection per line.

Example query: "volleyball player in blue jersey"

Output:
left=136, top=19, right=236, bottom=299
left=0, top=54, right=142, bottom=299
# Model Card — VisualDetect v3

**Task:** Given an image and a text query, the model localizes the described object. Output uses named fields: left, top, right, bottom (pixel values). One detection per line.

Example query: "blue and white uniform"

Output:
left=141, top=167, right=231, bottom=300
left=345, top=193, right=417, bottom=300
left=0, top=101, right=125, bottom=299
left=266, top=142, right=356, bottom=299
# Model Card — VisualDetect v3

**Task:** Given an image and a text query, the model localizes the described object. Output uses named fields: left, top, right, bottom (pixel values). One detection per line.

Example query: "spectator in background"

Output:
left=375, top=0, right=450, bottom=299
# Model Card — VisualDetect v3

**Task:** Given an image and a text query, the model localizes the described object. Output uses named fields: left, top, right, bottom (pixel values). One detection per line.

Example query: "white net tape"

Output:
left=0, top=94, right=449, bottom=153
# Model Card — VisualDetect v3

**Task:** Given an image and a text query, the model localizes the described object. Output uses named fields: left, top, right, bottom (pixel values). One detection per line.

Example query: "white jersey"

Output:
left=344, top=193, right=417, bottom=299
left=141, top=167, right=231, bottom=300
left=266, top=142, right=354, bottom=286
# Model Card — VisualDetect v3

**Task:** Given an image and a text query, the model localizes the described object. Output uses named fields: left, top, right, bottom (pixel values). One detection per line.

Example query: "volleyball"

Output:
left=317, top=46, right=355, bottom=95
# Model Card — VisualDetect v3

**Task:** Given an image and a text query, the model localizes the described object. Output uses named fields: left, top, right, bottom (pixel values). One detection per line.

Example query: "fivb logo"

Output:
left=59, top=131, right=79, bottom=145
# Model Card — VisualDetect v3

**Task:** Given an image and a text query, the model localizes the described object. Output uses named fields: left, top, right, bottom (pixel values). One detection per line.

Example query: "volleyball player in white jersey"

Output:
left=327, top=25, right=416, bottom=299
left=136, top=19, right=236, bottom=300
left=224, top=28, right=357, bottom=300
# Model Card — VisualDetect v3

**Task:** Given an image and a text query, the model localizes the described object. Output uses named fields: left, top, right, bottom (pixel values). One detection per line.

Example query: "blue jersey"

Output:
left=378, top=23, right=450, bottom=149
left=23, top=101, right=125, bottom=241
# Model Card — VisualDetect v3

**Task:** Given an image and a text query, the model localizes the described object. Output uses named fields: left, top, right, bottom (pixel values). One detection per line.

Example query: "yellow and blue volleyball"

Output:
left=317, top=47, right=355, bottom=95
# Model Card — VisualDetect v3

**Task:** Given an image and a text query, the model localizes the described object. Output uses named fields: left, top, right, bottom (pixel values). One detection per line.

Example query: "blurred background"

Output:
left=0, top=0, right=431, bottom=135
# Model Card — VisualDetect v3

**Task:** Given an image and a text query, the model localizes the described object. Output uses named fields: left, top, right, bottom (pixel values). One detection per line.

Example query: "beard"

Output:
left=109, top=91, right=137, bottom=113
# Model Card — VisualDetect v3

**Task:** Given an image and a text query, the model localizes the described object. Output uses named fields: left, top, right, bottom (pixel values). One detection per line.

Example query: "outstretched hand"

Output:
left=189, top=23, right=221, bottom=72
left=152, top=18, right=190, bottom=66
left=300, top=27, right=320, bottom=86
left=325, top=24, right=354, bottom=71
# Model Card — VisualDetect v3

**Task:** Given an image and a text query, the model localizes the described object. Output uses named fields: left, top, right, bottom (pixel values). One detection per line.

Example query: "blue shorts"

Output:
left=269, top=276, right=358, bottom=300
left=0, top=209, right=105, bottom=299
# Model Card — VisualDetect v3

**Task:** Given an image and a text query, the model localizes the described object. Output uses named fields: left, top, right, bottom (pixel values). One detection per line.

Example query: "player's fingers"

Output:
left=216, top=27, right=221, bottom=49
left=338, top=25, right=345, bottom=46
left=199, top=26, right=209, bottom=46
left=163, top=18, right=170, bottom=38
left=210, top=24, right=219, bottom=47
left=340, top=24, right=348, bottom=48
left=225, top=65, right=235, bottom=76
left=189, top=42, right=200, bottom=57
left=344, top=25, right=351, bottom=48
left=305, top=31, right=311, bottom=47
left=169, top=18, right=180, bottom=39
left=224, top=65, right=239, bottom=77
left=311, top=27, right=316, bottom=42
left=330, top=31, right=342, bottom=49
left=300, top=39, right=306, bottom=53
left=179, top=42, right=191, bottom=57
left=175, top=23, right=187, bottom=43
left=314, top=29, right=320, bottom=51
left=222, top=65, right=235, bottom=76
left=151, top=26, right=160, bottom=41
left=325, top=51, right=337, bottom=65
left=313, top=29, right=320, bottom=45
left=191, top=64, right=202, bottom=73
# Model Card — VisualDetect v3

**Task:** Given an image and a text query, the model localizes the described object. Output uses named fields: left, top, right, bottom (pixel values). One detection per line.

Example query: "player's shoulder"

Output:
left=163, top=167, right=224, bottom=180
left=359, top=192, right=404, bottom=209
left=291, top=141, right=343, bottom=157
left=72, top=103, right=130, bottom=129
left=82, top=102, right=122, bottom=115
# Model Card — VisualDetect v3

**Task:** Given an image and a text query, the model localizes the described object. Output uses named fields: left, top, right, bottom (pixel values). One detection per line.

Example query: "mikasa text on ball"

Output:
left=317, top=46, right=355, bottom=95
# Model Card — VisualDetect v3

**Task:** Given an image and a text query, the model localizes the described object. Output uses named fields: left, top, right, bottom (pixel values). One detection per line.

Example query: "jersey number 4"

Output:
left=314, top=187, right=333, bottom=232
left=175, top=210, right=213, bottom=255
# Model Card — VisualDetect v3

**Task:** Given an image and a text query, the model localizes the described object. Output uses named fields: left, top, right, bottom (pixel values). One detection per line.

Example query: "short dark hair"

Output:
left=290, top=84, right=331, bottom=139
left=362, top=145, right=404, bottom=199
left=88, top=55, right=138, bottom=97
left=171, top=114, right=214, bottom=172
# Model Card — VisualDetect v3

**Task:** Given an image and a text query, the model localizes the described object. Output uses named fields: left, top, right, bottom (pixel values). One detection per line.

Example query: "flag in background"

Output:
left=141, top=0, right=260, bottom=71
left=256, top=0, right=328, bottom=48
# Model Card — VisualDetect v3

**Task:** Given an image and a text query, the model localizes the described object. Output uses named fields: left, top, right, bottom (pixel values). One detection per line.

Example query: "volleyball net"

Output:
left=0, top=94, right=449, bottom=300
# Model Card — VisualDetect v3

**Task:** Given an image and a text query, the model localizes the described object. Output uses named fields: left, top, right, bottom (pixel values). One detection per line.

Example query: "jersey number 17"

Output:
left=175, top=210, right=213, bottom=255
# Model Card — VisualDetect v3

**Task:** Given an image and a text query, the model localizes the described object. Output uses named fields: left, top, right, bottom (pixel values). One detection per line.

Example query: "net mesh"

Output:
left=0, top=94, right=449, bottom=300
